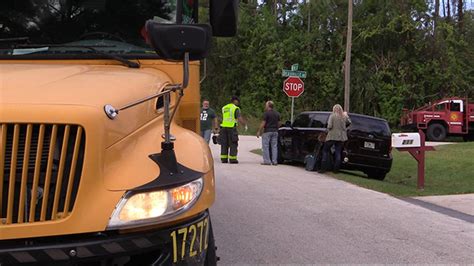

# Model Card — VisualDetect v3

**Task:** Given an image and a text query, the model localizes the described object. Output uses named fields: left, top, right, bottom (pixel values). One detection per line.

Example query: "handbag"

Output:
left=305, top=137, right=325, bottom=172
left=305, top=153, right=317, bottom=171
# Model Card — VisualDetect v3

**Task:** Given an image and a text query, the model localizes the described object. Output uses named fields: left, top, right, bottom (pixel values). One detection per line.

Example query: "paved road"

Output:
left=209, top=136, right=474, bottom=264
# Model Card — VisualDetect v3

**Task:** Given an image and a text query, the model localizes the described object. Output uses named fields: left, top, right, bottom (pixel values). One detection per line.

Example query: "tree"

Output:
left=458, top=0, right=464, bottom=30
left=435, top=0, right=440, bottom=29
left=447, top=0, right=451, bottom=20
left=202, top=0, right=474, bottom=126
left=344, top=0, right=353, bottom=112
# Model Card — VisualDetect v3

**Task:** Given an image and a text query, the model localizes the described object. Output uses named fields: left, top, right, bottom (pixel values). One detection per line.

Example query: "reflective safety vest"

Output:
left=221, top=103, right=240, bottom=128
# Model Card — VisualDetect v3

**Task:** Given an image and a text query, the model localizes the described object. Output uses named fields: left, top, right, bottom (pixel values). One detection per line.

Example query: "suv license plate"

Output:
left=364, top=141, right=375, bottom=149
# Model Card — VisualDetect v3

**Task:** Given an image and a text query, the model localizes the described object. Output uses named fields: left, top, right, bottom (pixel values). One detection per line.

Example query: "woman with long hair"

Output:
left=319, top=104, right=351, bottom=173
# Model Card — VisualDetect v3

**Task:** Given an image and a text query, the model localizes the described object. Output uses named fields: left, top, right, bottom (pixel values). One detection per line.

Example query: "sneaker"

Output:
left=271, top=163, right=278, bottom=166
left=229, top=160, right=239, bottom=164
left=221, top=159, right=228, bottom=163
left=261, top=162, right=271, bottom=165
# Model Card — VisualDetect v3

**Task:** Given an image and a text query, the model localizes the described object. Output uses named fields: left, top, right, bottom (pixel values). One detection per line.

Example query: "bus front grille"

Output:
left=0, top=123, right=85, bottom=225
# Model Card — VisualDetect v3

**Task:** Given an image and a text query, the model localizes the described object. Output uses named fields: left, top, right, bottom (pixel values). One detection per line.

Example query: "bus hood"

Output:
left=0, top=63, right=172, bottom=146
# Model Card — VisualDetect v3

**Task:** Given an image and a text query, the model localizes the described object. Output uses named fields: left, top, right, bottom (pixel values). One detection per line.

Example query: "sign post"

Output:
left=283, top=76, right=304, bottom=122
left=291, top=97, right=294, bottom=124
left=282, top=64, right=307, bottom=123
left=282, top=64, right=307, bottom=79
left=392, top=130, right=435, bottom=190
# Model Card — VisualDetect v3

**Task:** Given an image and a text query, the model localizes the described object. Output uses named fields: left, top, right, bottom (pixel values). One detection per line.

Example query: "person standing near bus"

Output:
left=220, top=96, right=246, bottom=163
left=200, top=99, right=218, bottom=143
left=257, top=101, right=280, bottom=165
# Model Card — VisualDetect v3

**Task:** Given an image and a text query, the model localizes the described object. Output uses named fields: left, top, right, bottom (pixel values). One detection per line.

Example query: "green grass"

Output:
left=251, top=149, right=263, bottom=156
left=251, top=143, right=474, bottom=197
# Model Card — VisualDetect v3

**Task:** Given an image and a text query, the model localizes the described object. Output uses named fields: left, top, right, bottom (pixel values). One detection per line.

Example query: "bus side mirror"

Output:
left=146, top=21, right=212, bottom=61
left=210, top=0, right=238, bottom=37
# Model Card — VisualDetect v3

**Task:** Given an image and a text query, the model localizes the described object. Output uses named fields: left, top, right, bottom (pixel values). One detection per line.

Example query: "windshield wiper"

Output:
left=0, top=37, right=29, bottom=43
left=16, top=44, right=140, bottom=68
left=0, top=37, right=30, bottom=48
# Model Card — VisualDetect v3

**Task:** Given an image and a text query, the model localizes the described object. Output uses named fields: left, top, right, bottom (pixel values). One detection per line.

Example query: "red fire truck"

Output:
left=400, top=97, right=474, bottom=141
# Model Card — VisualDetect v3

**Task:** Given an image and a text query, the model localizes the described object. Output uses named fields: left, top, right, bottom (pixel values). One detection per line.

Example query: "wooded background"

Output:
left=200, top=0, right=474, bottom=126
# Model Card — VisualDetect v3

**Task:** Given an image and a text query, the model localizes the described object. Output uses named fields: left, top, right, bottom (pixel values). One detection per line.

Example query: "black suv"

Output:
left=278, top=111, right=393, bottom=180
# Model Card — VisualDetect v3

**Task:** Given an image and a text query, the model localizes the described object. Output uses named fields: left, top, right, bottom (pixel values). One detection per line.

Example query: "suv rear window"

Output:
left=349, top=116, right=390, bottom=137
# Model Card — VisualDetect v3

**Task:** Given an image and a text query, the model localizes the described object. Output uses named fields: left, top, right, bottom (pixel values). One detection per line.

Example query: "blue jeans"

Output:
left=201, top=129, right=211, bottom=143
left=322, top=140, right=343, bottom=171
left=262, top=132, right=278, bottom=164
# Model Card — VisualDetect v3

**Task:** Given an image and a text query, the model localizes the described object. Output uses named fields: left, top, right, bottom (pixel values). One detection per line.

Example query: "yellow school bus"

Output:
left=0, top=0, right=237, bottom=265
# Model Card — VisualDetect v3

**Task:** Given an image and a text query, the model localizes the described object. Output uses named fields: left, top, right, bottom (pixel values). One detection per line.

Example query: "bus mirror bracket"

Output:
left=103, top=22, right=212, bottom=174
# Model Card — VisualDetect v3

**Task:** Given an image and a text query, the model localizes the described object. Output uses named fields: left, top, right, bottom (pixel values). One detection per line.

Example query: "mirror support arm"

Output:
left=103, top=53, right=190, bottom=121
left=169, top=52, right=189, bottom=124
left=103, top=53, right=191, bottom=173
left=158, top=52, right=189, bottom=174
left=163, top=92, right=172, bottom=143
left=200, top=59, right=207, bottom=84
left=182, top=52, right=189, bottom=89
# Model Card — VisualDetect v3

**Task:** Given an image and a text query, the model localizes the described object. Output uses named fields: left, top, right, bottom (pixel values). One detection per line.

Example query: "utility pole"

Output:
left=344, top=0, right=353, bottom=112
left=307, top=0, right=311, bottom=33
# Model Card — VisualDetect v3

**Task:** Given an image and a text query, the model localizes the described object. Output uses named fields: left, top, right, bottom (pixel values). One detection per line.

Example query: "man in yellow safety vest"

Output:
left=220, top=96, right=246, bottom=163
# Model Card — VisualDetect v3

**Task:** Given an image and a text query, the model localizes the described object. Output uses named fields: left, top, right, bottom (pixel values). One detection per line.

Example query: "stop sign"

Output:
left=283, top=76, right=304, bottom=97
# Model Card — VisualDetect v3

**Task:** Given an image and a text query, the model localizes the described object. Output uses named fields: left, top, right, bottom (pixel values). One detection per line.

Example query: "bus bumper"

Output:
left=0, top=211, right=214, bottom=266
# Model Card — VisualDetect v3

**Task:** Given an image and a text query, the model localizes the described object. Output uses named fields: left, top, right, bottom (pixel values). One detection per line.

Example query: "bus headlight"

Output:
left=108, top=178, right=203, bottom=229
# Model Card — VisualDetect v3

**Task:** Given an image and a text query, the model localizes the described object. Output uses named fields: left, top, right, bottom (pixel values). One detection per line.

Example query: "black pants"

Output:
left=220, top=127, right=239, bottom=162
left=321, top=140, right=343, bottom=171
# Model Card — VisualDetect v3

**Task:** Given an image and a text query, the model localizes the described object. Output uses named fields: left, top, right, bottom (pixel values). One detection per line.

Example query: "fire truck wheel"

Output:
left=427, top=123, right=447, bottom=141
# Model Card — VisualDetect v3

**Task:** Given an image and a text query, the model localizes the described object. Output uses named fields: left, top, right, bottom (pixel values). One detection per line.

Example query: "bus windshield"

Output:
left=0, top=0, right=196, bottom=58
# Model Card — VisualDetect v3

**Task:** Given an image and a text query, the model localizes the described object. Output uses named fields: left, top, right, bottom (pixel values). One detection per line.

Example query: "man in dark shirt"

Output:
left=257, top=101, right=281, bottom=165
left=200, top=100, right=218, bottom=143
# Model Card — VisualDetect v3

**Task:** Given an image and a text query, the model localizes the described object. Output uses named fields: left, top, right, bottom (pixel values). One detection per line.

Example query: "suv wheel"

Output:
left=366, top=170, right=387, bottom=180
left=427, top=123, right=446, bottom=141
left=277, top=144, right=284, bottom=164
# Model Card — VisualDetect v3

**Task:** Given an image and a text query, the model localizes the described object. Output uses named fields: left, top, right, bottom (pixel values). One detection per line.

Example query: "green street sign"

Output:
left=282, top=69, right=307, bottom=78
left=291, top=64, right=299, bottom=71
